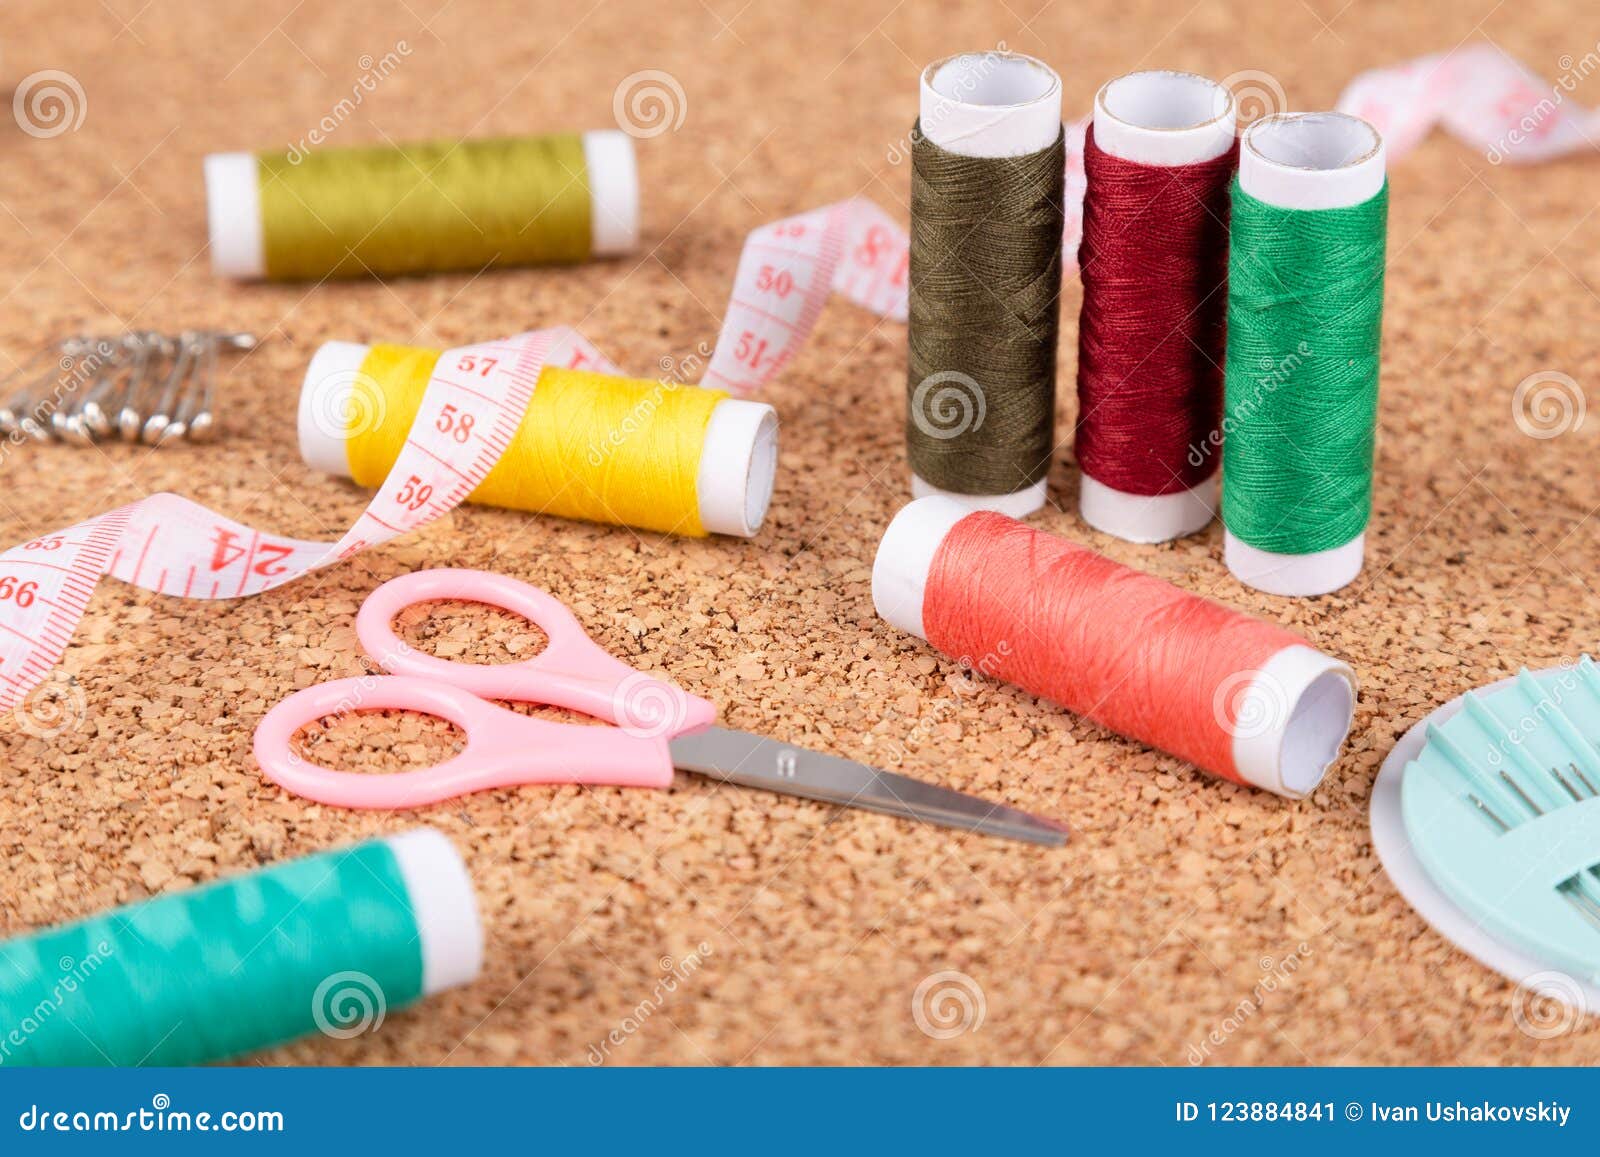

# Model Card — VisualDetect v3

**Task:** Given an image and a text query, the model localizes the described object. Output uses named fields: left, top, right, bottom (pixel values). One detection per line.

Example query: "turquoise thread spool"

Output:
left=0, top=829, right=481, bottom=1066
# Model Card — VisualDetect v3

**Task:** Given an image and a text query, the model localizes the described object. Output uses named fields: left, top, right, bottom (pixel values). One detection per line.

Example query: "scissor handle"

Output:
left=252, top=675, right=676, bottom=809
left=357, top=569, right=717, bottom=738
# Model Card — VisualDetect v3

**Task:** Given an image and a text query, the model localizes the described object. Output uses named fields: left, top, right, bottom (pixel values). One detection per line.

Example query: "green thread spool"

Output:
left=907, top=52, right=1065, bottom=518
left=0, top=829, right=481, bottom=1066
left=1221, top=113, right=1388, bottom=598
left=205, top=132, right=638, bottom=280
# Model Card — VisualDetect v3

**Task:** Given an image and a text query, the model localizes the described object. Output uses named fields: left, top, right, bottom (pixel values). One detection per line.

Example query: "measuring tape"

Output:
left=0, top=199, right=910, bottom=713
left=702, top=198, right=907, bottom=392
left=1337, top=44, right=1600, bottom=164
left=0, top=47, right=1582, bottom=713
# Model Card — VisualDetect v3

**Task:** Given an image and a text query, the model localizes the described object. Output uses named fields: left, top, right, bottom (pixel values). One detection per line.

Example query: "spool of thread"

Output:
left=907, top=51, right=1064, bottom=517
left=872, top=496, right=1357, bottom=798
left=300, top=341, right=778, bottom=538
left=1222, top=113, right=1388, bottom=596
left=205, top=132, right=638, bottom=280
left=0, top=829, right=481, bottom=1066
left=1076, top=71, right=1236, bottom=543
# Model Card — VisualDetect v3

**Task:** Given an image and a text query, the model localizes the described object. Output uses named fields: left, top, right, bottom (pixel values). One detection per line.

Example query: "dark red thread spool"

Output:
left=1075, top=71, right=1238, bottom=544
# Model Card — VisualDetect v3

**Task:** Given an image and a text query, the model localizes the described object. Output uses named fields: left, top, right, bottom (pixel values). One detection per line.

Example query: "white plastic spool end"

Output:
left=1093, top=70, right=1235, bottom=165
left=1230, top=644, right=1357, bottom=799
left=1080, top=71, right=1235, bottom=544
left=581, top=130, right=640, bottom=256
left=1078, top=475, right=1219, bottom=546
left=297, top=340, right=368, bottom=480
left=296, top=340, right=774, bottom=537
left=1226, top=112, right=1385, bottom=597
left=384, top=828, right=484, bottom=996
left=871, top=494, right=973, bottom=639
left=695, top=398, right=778, bottom=537
left=872, top=496, right=1357, bottom=799
left=912, top=52, right=1062, bottom=517
left=1224, top=535, right=1367, bottom=599
left=909, top=474, right=1049, bottom=519
left=919, top=51, right=1064, bottom=160
left=204, top=152, right=265, bottom=279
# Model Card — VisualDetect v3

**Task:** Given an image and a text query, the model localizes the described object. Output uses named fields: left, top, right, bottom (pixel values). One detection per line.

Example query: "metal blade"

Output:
left=668, top=727, right=1068, bottom=847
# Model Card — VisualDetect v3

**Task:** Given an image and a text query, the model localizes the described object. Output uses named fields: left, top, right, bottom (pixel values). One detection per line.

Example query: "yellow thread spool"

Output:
left=298, top=342, right=779, bottom=538
left=205, top=132, right=639, bottom=280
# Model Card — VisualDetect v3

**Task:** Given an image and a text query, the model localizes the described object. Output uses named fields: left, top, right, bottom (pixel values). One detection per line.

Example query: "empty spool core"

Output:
left=1248, top=111, right=1380, bottom=171
left=1098, top=69, right=1232, bottom=140
left=928, top=51, right=1058, bottom=114
left=1238, top=647, right=1358, bottom=799
left=1283, top=671, right=1358, bottom=795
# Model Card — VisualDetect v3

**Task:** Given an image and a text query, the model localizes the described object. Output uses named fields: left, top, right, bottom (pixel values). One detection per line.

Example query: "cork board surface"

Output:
left=1, top=0, right=1598, bottom=1067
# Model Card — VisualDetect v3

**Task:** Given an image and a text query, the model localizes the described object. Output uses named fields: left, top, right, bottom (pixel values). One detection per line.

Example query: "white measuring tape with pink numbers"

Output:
left=1337, top=44, right=1600, bottom=164
left=0, top=46, right=1591, bottom=713
left=0, top=200, right=909, bottom=713
left=703, top=198, right=907, bottom=392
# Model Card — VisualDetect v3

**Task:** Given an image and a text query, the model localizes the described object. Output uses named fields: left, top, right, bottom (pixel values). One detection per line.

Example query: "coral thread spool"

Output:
left=1077, top=71, right=1236, bottom=543
left=299, top=341, right=778, bottom=538
left=872, top=496, right=1357, bottom=798
left=908, top=51, right=1064, bottom=517
left=1223, top=113, right=1387, bottom=596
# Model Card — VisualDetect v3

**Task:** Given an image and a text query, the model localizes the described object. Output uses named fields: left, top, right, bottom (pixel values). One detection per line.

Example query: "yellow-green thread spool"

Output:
left=297, top=340, right=779, bottom=538
left=205, top=131, right=639, bottom=280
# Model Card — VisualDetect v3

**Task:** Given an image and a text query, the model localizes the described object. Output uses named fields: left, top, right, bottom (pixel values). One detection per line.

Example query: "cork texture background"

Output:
left=1, top=0, right=1598, bottom=1065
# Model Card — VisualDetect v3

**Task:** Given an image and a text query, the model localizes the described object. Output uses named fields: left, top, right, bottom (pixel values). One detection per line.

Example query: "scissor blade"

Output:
left=668, top=727, right=1068, bottom=847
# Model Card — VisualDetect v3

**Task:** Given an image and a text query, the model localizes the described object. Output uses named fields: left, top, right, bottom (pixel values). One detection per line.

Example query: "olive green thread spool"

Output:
left=206, top=131, right=638, bottom=280
left=1221, top=112, right=1388, bottom=598
left=907, top=51, right=1065, bottom=518
left=0, top=829, right=481, bottom=1066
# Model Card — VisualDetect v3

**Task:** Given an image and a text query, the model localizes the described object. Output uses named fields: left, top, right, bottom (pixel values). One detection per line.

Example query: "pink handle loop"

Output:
left=252, top=675, right=676, bottom=809
left=356, top=569, right=717, bottom=736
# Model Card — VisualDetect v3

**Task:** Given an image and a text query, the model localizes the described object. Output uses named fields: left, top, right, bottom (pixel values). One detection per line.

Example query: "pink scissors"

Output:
left=253, top=569, right=1067, bottom=845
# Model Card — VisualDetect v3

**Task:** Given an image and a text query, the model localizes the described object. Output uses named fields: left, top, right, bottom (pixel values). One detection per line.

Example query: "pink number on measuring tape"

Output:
left=704, top=199, right=909, bottom=395
left=0, top=329, right=554, bottom=711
